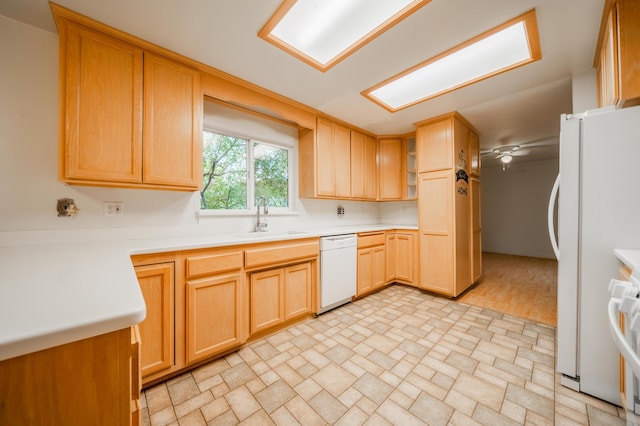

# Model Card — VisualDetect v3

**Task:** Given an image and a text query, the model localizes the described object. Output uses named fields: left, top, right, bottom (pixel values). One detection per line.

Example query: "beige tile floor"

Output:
left=140, top=275, right=628, bottom=425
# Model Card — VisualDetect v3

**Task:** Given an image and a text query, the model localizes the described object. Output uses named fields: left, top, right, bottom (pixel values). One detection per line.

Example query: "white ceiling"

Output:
left=0, top=0, right=605, bottom=166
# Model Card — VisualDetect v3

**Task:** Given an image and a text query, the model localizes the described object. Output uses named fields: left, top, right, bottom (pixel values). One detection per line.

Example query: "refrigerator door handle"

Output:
left=548, top=173, right=560, bottom=260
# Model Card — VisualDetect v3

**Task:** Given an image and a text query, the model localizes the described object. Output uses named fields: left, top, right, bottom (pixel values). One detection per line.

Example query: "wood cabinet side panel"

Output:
left=0, top=329, right=132, bottom=425
left=470, top=178, right=482, bottom=283
left=598, top=7, right=618, bottom=107
left=618, top=0, right=640, bottom=105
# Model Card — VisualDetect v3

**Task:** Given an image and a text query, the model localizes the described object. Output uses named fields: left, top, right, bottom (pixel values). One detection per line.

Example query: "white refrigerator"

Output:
left=549, top=105, right=640, bottom=405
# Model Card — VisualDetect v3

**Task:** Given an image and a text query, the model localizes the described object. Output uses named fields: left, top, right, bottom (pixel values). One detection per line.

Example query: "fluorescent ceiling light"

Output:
left=259, top=0, right=431, bottom=72
left=363, top=9, right=541, bottom=112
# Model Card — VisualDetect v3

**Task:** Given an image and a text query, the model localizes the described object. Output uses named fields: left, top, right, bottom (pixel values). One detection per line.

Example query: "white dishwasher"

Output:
left=318, top=234, right=357, bottom=314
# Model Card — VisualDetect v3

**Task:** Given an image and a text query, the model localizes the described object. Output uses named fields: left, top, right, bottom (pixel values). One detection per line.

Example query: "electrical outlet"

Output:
left=104, top=202, right=123, bottom=217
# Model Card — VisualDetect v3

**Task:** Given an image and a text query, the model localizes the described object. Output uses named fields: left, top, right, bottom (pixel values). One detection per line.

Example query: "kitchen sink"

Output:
left=234, top=230, right=309, bottom=239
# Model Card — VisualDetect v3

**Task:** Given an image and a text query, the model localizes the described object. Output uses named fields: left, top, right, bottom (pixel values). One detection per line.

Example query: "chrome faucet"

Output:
left=255, top=196, right=268, bottom=232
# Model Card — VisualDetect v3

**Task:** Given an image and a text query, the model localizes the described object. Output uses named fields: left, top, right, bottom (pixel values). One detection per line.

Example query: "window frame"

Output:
left=200, top=127, right=294, bottom=214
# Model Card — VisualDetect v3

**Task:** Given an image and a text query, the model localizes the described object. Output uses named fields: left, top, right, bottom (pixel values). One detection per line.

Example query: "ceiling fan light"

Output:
left=501, top=153, right=513, bottom=163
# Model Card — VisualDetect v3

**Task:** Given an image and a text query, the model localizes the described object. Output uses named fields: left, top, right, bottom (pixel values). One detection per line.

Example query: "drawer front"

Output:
left=185, top=251, right=243, bottom=279
left=245, top=240, right=319, bottom=269
left=358, top=232, right=385, bottom=248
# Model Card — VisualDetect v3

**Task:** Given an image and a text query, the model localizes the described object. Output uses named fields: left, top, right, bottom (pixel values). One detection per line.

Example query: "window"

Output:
left=201, top=130, right=291, bottom=210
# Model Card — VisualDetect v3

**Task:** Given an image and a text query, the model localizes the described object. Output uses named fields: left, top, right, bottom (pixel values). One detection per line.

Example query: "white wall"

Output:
left=571, top=68, right=598, bottom=114
left=0, top=16, right=415, bottom=235
left=481, top=159, right=559, bottom=258
left=572, top=68, right=598, bottom=113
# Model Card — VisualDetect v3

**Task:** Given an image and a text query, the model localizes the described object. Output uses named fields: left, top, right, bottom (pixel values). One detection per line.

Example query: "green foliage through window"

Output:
left=201, top=131, right=290, bottom=210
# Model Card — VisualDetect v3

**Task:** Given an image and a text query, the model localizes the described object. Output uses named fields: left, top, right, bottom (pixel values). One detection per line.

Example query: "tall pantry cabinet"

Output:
left=415, top=112, right=481, bottom=297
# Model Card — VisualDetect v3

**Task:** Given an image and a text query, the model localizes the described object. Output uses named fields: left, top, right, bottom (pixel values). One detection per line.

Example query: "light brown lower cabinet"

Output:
left=135, top=262, right=175, bottom=378
left=284, top=262, right=313, bottom=319
left=250, top=268, right=285, bottom=335
left=0, top=327, right=140, bottom=425
left=186, top=273, right=243, bottom=364
left=250, top=262, right=312, bottom=336
left=386, top=231, right=418, bottom=286
left=132, top=239, right=318, bottom=386
left=184, top=249, right=245, bottom=366
left=357, top=232, right=386, bottom=296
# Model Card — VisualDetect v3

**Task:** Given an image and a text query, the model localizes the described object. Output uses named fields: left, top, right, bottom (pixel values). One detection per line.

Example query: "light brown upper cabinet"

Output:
left=378, top=138, right=403, bottom=200
left=595, top=0, right=640, bottom=108
left=299, top=117, right=351, bottom=199
left=54, top=8, right=202, bottom=191
left=378, top=135, right=416, bottom=201
left=142, top=53, right=202, bottom=188
left=350, top=130, right=377, bottom=200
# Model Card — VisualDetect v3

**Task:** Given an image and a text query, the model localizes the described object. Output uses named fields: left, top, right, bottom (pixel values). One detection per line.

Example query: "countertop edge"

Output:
left=0, top=307, right=146, bottom=362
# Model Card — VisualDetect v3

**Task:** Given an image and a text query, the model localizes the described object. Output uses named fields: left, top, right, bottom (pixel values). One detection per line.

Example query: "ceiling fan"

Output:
left=489, top=145, right=529, bottom=164
left=480, top=137, right=558, bottom=169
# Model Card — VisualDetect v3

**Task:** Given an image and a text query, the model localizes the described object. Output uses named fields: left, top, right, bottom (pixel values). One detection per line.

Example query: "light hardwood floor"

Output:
left=457, top=252, right=558, bottom=326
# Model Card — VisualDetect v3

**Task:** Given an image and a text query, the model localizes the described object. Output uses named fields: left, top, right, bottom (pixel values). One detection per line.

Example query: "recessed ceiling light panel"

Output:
left=363, top=9, right=541, bottom=112
left=259, top=0, right=432, bottom=72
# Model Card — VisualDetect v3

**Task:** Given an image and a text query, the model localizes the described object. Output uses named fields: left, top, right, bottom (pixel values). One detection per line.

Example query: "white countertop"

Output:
left=0, top=223, right=416, bottom=361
